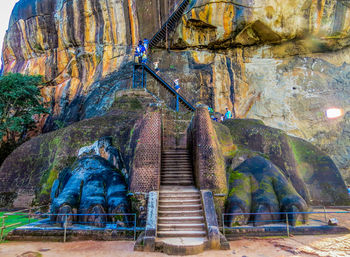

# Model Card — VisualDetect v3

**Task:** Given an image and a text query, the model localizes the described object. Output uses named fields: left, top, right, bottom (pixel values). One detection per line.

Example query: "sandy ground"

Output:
left=1, top=234, right=350, bottom=257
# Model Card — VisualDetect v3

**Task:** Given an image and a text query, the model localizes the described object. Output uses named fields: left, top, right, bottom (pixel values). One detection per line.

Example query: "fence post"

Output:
left=176, top=94, right=179, bottom=112
left=286, top=213, right=290, bottom=237
left=28, top=207, right=31, bottom=224
left=142, top=65, right=145, bottom=88
left=222, top=214, right=225, bottom=236
left=63, top=215, right=67, bottom=243
left=133, top=214, right=136, bottom=241
left=323, top=206, right=327, bottom=223
left=0, top=216, right=5, bottom=241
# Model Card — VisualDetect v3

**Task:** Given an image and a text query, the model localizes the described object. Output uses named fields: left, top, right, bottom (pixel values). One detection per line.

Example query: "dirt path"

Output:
left=1, top=234, right=349, bottom=257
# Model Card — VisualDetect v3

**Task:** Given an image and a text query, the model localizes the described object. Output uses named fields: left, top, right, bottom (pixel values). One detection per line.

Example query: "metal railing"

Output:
left=222, top=209, right=350, bottom=237
left=0, top=211, right=143, bottom=242
left=132, top=60, right=196, bottom=112
left=149, top=0, right=191, bottom=48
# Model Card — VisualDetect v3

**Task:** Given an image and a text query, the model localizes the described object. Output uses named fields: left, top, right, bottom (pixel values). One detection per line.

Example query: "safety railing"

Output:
left=222, top=209, right=350, bottom=237
left=132, top=60, right=196, bottom=112
left=0, top=205, right=49, bottom=241
left=149, top=0, right=191, bottom=48
left=0, top=211, right=144, bottom=242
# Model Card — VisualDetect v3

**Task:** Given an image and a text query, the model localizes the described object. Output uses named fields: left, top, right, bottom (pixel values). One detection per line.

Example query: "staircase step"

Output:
left=158, top=216, right=204, bottom=224
left=158, top=223, right=205, bottom=231
left=157, top=230, right=207, bottom=238
left=162, top=166, right=192, bottom=168
left=162, top=157, right=191, bottom=159
left=161, top=175, right=193, bottom=179
left=159, top=190, right=199, bottom=195
left=159, top=199, right=201, bottom=205
left=161, top=182, right=194, bottom=186
left=159, top=204, right=202, bottom=211
left=159, top=210, right=203, bottom=217
left=159, top=196, right=200, bottom=201
left=162, top=160, right=191, bottom=163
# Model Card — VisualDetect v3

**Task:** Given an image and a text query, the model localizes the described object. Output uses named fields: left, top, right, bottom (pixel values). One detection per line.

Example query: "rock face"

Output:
left=2, top=0, right=350, bottom=182
left=221, top=118, right=349, bottom=205
left=2, top=0, right=179, bottom=128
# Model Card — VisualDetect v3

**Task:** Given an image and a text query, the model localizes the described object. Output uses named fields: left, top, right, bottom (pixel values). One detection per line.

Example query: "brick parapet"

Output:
left=129, top=110, right=162, bottom=193
left=189, top=106, right=227, bottom=195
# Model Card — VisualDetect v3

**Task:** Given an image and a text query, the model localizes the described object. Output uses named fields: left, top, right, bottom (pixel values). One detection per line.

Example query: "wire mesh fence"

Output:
left=222, top=208, right=350, bottom=237
left=0, top=210, right=143, bottom=242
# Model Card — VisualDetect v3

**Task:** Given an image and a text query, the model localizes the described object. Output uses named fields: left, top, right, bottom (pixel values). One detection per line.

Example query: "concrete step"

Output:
left=161, top=175, right=193, bottom=178
left=162, top=164, right=191, bottom=166
left=162, top=166, right=192, bottom=169
left=162, top=156, right=190, bottom=159
left=159, top=210, right=203, bottom=217
left=161, top=181, right=194, bottom=186
left=162, top=151, right=191, bottom=156
left=162, top=173, right=193, bottom=176
left=159, top=196, right=200, bottom=201
left=157, top=230, right=207, bottom=238
left=161, top=170, right=193, bottom=173
left=158, top=216, right=204, bottom=224
left=161, top=178, right=193, bottom=182
left=162, top=167, right=192, bottom=170
left=159, top=191, right=200, bottom=196
left=159, top=204, right=202, bottom=211
left=161, top=181, right=193, bottom=185
left=159, top=199, right=201, bottom=205
left=162, top=160, right=191, bottom=163
left=158, top=223, right=205, bottom=231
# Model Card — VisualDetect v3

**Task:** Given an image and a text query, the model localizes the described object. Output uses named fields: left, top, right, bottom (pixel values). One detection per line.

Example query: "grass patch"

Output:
left=0, top=212, right=38, bottom=241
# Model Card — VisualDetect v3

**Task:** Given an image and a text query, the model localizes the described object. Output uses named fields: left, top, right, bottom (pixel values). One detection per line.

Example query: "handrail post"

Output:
left=28, top=207, right=31, bottom=224
left=133, top=214, right=136, bottom=241
left=132, top=64, right=136, bottom=88
left=0, top=216, right=5, bottom=241
left=142, top=65, right=145, bottom=88
left=63, top=214, right=67, bottom=243
left=286, top=213, right=290, bottom=237
left=176, top=94, right=179, bottom=112
left=222, top=214, right=225, bottom=236
left=323, top=206, right=327, bottom=223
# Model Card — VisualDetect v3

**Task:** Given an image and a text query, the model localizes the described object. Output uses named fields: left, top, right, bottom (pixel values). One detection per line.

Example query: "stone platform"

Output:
left=224, top=223, right=350, bottom=240
left=6, top=219, right=142, bottom=242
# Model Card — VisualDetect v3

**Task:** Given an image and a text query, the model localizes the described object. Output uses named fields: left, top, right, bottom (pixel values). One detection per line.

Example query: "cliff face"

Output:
left=2, top=0, right=350, bottom=182
left=2, top=0, right=177, bottom=127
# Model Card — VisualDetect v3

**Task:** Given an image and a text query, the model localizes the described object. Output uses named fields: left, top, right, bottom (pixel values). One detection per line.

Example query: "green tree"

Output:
left=0, top=73, right=49, bottom=143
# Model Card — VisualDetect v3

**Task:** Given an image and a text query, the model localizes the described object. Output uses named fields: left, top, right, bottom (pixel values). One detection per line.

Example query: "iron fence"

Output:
left=222, top=209, right=350, bottom=237
left=0, top=211, right=144, bottom=242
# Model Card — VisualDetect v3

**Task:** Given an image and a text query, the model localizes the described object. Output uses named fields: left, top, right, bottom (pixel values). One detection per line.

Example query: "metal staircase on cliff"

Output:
left=132, top=63, right=195, bottom=112
left=132, top=0, right=195, bottom=112
left=149, top=0, right=191, bottom=48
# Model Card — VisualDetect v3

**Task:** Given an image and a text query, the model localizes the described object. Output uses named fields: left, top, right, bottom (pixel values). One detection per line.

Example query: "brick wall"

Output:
left=129, top=110, right=162, bottom=193
left=189, top=106, right=227, bottom=194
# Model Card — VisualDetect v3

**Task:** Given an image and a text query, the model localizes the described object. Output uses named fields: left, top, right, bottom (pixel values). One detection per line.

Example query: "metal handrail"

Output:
left=149, top=0, right=191, bottom=48
left=134, top=63, right=196, bottom=111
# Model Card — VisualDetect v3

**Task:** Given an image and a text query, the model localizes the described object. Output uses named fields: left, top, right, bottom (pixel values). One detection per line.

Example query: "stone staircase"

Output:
left=156, top=148, right=207, bottom=252
left=160, top=149, right=194, bottom=186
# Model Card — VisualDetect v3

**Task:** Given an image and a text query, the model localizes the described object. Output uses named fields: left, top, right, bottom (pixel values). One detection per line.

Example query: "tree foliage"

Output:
left=0, top=73, right=49, bottom=142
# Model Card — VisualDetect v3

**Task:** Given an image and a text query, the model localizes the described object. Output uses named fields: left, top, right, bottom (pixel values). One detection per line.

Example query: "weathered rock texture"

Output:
left=220, top=118, right=349, bottom=205
left=2, top=0, right=350, bottom=182
left=2, top=0, right=179, bottom=128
